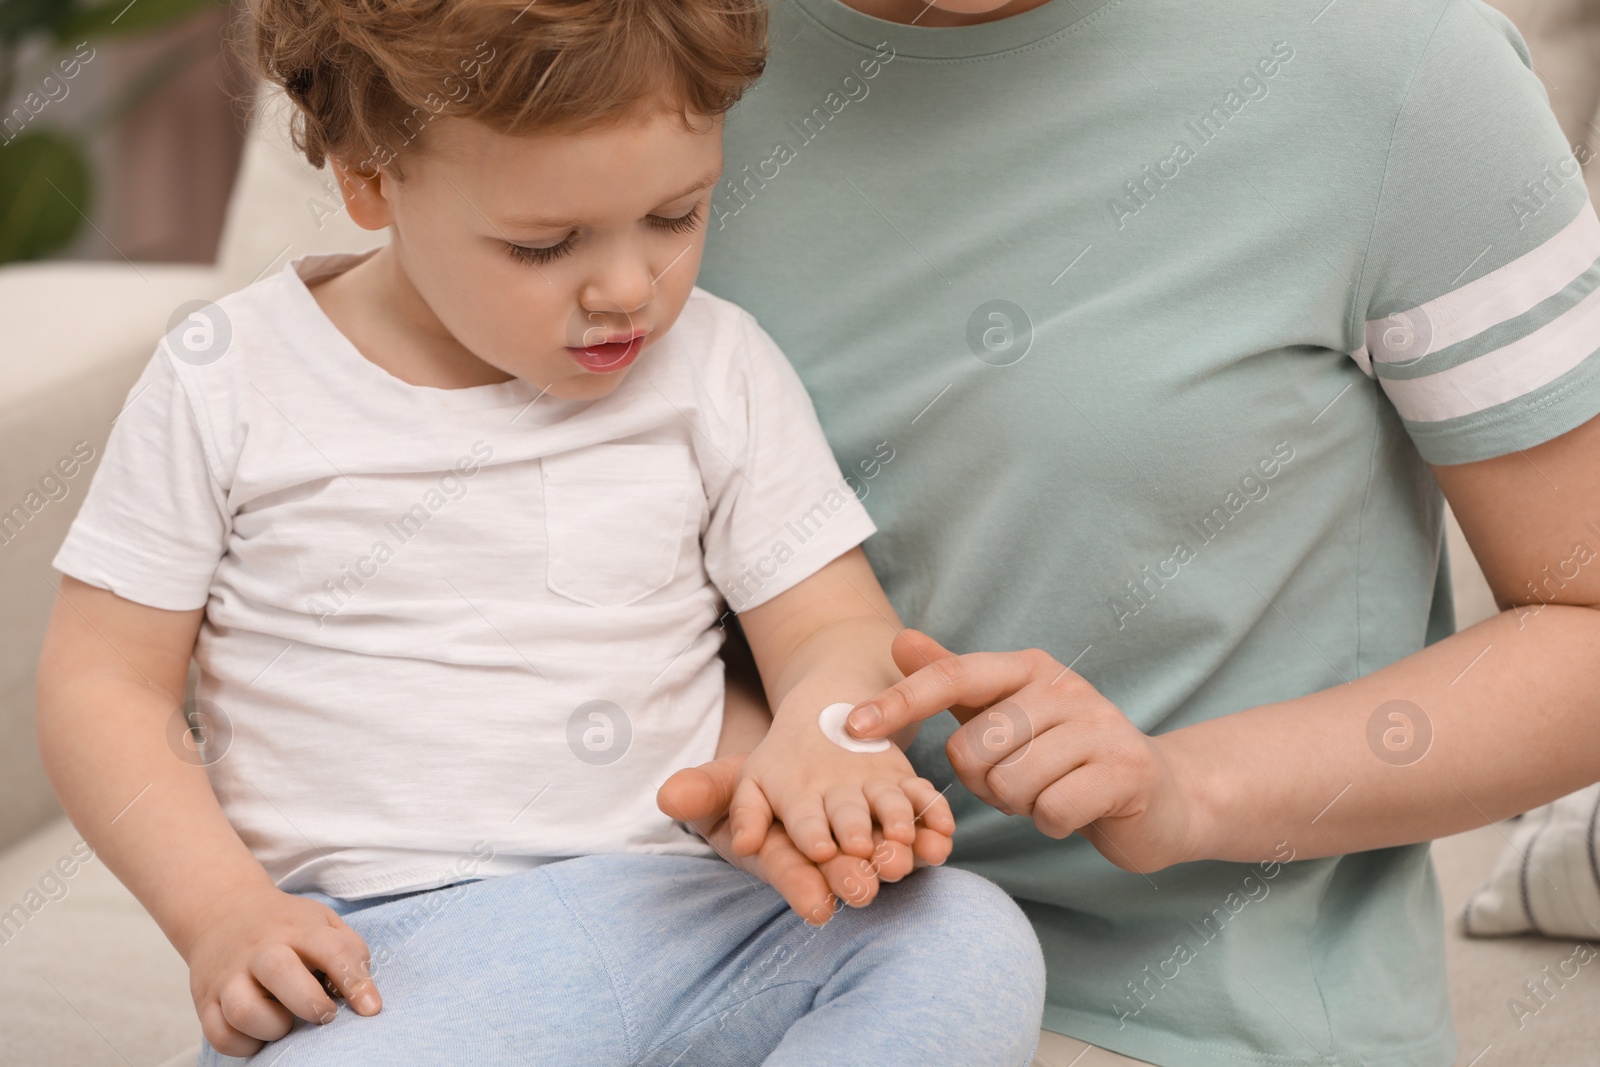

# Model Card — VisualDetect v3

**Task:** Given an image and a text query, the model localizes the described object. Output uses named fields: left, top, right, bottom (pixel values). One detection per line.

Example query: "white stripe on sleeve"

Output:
left=1365, top=207, right=1600, bottom=366
left=1377, top=279, right=1600, bottom=422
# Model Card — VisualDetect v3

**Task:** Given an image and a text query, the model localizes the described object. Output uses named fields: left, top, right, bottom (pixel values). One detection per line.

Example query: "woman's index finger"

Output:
left=847, top=649, right=1054, bottom=738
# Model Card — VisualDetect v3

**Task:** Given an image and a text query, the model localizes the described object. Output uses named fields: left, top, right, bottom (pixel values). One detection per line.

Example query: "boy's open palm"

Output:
left=185, top=885, right=380, bottom=1058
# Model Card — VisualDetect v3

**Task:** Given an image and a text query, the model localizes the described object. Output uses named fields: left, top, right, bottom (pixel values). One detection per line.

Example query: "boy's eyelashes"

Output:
left=502, top=203, right=705, bottom=267
left=652, top=201, right=704, bottom=236
left=505, top=236, right=574, bottom=266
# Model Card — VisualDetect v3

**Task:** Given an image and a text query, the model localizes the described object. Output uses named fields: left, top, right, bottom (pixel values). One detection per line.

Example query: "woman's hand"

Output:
left=657, top=754, right=948, bottom=925
left=845, top=629, right=1204, bottom=875
left=183, top=884, right=380, bottom=1058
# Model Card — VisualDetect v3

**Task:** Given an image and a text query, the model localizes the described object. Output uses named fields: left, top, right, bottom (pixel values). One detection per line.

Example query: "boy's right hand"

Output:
left=182, top=884, right=380, bottom=1058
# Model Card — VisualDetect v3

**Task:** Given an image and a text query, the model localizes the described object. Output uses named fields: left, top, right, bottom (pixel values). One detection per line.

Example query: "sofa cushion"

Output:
left=1463, top=784, right=1600, bottom=939
left=213, top=89, right=385, bottom=294
left=0, top=263, right=220, bottom=853
left=0, top=815, right=194, bottom=1066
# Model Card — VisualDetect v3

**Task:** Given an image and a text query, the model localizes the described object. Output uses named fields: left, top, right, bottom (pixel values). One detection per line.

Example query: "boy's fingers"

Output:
left=656, top=756, right=745, bottom=829
left=728, top=776, right=774, bottom=857
left=862, top=780, right=917, bottom=845
left=819, top=851, right=881, bottom=909
left=199, top=1000, right=264, bottom=1059
left=901, top=776, right=956, bottom=836
left=822, top=787, right=876, bottom=859
left=756, top=824, right=838, bottom=925
left=218, top=971, right=294, bottom=1042
left=910, top=826, right=954, bottom=867
left=870, top=836, right=917, bottom=882
left=782, top=796, right=839, bottom=863
left=249, top=943, right=341, bottom=1026
left=300, top=924, right=380, bottom=1015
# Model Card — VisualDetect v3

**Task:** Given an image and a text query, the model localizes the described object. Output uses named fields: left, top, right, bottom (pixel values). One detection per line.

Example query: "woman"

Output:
left=673, top=0, right=1600, bottom=1063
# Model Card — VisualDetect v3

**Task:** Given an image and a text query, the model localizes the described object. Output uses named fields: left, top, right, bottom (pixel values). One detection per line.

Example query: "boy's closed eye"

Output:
left=504, top=200, right=708, bottom=267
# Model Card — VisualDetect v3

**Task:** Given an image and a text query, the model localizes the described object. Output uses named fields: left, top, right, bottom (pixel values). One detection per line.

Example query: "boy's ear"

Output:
left=328, top=157, right=394, bottom=231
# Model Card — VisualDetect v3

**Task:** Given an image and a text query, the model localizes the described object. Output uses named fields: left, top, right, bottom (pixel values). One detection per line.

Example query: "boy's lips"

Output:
left=567, top=331, right=647, bottom=373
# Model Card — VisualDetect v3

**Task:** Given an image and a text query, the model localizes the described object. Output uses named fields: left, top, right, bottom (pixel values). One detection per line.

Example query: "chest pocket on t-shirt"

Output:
left=541, top=444, right=697, bottom=607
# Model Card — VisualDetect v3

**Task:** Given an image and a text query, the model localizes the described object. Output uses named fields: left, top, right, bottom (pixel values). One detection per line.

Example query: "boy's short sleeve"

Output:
left=1354, top=0, right=1600, bottom=466
left=52, top=348, right=229, bottom=610
left=701, top=313, right=876, bottom=612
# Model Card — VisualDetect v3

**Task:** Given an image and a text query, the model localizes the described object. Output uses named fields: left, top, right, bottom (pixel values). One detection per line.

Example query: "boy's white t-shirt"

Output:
left=53, top=251, right=876, bottom=900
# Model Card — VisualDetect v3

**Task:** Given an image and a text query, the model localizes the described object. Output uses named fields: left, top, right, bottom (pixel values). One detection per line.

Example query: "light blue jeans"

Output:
left=199, top=853, right=1045, bottom=1066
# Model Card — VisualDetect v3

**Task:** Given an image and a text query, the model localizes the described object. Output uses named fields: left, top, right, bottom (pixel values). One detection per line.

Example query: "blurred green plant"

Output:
left=0, top=0, right=220, bottom=262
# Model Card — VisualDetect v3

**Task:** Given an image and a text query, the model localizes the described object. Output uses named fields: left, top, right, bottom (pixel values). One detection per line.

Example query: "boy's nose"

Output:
left=579, top=256, right=653, bottom=317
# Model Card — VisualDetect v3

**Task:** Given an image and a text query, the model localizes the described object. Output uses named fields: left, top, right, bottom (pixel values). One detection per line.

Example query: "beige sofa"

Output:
left=1, top=94, right=1596, bottom=1067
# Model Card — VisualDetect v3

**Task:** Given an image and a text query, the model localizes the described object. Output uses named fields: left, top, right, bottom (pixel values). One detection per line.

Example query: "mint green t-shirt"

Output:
left=696, top=1, right=1600, bottom=1064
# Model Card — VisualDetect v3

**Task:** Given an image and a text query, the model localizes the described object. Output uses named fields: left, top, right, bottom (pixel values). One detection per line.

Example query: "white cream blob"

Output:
left=818, top=702, right=891, bottom=754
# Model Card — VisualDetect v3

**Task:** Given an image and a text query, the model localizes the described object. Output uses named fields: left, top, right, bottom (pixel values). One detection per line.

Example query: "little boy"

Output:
left=35, top=1, right=1044, bottom=1064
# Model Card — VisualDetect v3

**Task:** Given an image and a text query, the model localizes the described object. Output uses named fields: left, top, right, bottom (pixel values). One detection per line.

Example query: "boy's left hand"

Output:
left=730, top=703, right=956, bottom=863
left=658, top=755, right=936, bottom=924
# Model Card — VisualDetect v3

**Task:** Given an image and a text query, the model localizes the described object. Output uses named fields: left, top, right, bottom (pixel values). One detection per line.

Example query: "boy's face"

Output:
left=338, top=109, right=723, bottom=400
left=844, top=0, right=1050, bottom=22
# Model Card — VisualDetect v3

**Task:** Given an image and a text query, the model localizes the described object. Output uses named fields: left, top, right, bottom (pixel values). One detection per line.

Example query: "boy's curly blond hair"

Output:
left=242, top=0, right=768, bottom=176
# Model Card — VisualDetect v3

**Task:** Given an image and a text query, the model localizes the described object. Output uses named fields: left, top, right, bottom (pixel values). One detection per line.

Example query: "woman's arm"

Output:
left=843, top=415, right=1600, bottom=871
left=36, top=577, right=379, bottom=1054
left=1175, top=410, right=1600, bottom=861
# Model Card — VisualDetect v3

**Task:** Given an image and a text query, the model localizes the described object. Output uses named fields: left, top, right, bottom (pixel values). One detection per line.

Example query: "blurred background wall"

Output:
left=1496, top=0, right=1600, bottom=208
left=0, top=0, right=252, bottom=266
